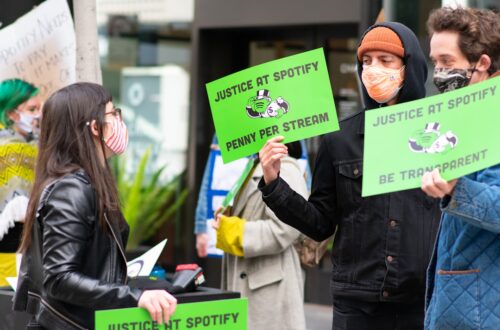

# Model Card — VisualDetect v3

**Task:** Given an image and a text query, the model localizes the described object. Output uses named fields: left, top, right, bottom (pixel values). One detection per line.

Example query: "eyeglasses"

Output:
left=104, top=108, right=123, bottom=121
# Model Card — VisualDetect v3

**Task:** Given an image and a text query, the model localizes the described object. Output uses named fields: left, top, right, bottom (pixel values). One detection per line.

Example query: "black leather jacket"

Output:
left=13, top=170, right=142, bottom=330
left=259, top=22, right=442, bottom=305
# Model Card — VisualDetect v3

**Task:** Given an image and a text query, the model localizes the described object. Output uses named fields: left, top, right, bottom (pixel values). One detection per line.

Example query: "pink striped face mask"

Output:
left=104, top=117, right=128, bottom=155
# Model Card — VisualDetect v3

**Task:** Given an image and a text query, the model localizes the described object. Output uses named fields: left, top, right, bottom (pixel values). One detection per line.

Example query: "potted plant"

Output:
left=111, top=149, right=188, bottom=253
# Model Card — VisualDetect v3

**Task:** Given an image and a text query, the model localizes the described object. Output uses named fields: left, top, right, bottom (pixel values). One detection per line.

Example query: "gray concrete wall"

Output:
left=194, top=0, right=361, bottom=29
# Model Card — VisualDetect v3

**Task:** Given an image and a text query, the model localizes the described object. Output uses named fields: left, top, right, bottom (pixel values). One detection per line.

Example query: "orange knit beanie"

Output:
left=357, top=26, right=404, bottom=60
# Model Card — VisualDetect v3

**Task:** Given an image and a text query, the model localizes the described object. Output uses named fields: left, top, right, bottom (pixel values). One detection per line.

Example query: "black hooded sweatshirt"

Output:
left=259, top=22, right=441, bottom=304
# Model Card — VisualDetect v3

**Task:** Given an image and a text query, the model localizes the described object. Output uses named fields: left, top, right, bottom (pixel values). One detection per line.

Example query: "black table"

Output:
left=0, top=286, right=239, bottom=330
left=175, top=286, right=240, bottom=303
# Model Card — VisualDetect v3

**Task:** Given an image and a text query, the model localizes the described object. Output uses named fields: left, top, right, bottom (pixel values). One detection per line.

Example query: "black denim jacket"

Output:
left=259, top=111, right=441, bottom=303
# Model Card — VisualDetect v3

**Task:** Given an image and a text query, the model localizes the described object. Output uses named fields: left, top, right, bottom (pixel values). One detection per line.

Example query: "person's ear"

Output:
left=475, top=54, right=491, bottom=73
left=89, top=119, right=100, bottom=138
left=7, top=111, right=19, bottom=123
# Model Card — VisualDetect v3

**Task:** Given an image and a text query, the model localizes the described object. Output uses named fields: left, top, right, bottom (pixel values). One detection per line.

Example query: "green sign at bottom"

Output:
left=95, top=298, right=247, bottom=330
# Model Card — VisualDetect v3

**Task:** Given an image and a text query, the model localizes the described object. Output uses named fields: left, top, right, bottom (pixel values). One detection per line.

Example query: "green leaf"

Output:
left=143, top=188, right=189, bottom=240
left=110, top=147, right=188, bottom=251
left=123, top=148, right=151, bottom=230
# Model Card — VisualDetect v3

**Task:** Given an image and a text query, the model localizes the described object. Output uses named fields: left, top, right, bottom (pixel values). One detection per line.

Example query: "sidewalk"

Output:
left=305, top=302, right=332, bottom=330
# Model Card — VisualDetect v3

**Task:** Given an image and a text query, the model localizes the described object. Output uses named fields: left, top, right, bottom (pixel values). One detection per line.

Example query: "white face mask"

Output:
left=16, top=111, right=40, bottom=133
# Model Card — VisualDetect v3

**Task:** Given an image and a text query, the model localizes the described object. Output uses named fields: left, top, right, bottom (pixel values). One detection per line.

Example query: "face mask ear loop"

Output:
left=467, top=64, right=477, bottom=81
left=398, top=65, right=406, bottom=89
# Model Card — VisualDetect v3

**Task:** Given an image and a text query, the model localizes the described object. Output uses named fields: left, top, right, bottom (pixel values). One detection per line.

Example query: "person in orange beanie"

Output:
left=258, top=22, right=441, bottom=329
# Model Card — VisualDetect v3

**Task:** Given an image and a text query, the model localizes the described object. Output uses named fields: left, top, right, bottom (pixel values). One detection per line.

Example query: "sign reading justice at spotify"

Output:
left=95, top=298, right=248, bottom=330
left=362, top=77, right=500, bottom=197
left=206, top=48, right=339, bottom=163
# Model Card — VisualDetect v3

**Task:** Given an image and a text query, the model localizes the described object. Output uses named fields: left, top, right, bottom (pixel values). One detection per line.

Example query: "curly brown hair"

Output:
left=427, top=7, right=500, bottom=75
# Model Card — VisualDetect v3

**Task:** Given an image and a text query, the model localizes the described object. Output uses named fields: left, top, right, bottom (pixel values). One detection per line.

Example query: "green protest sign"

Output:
left=206, top=48, right=339, bottom=163
left=95, top=298, right=247, bottom=330
left=362, top=77, right=500, bottom=197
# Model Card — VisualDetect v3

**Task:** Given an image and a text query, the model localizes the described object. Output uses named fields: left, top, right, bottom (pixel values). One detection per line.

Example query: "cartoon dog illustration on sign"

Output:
left=246, top=89, right=290, bottom=119
left=408, top=122, right=458, bottom=154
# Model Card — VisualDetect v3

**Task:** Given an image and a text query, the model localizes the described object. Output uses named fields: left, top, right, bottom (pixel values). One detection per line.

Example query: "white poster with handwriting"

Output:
left=0, top=0, right=76, bottom=99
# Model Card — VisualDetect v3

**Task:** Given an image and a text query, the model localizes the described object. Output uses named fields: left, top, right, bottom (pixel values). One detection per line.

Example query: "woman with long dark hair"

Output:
left=13, top=82, right=176, bottom=330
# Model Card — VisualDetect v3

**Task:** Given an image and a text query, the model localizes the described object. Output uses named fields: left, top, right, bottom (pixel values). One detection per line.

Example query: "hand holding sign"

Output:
left=138, top=290, right=177, bottom=325
left=212, top=207, right=225, bottom=230
left=259, top=136, right=288, bottom=184
left=421, top=168, right=458, bottom=198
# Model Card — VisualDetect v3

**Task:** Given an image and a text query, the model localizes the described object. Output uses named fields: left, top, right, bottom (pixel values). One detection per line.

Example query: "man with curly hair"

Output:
left=421, top=7, right=500, bottom=330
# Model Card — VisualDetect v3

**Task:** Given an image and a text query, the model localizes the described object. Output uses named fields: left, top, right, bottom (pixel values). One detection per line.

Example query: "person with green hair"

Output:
left=0, top=78, right=41, bottom=287
left=0, top=78, right=41, bottom=138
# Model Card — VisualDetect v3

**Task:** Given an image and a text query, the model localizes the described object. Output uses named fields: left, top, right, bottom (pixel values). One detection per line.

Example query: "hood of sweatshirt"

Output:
left=357, top=21, right=428, bottom=110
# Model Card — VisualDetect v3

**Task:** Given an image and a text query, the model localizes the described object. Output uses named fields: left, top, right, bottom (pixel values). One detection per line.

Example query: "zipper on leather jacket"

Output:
left=28, top=291, right=88, bottom=330
left=104, top=213, right=129, bottom=284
